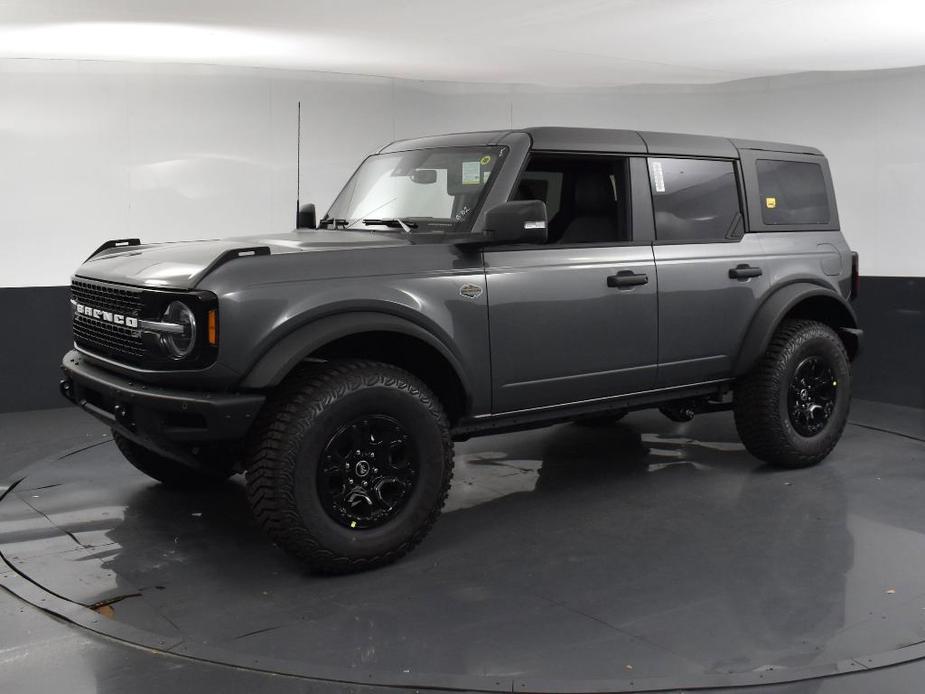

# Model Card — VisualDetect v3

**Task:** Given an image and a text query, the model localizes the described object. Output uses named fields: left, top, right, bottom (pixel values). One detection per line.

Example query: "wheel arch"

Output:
left=734, top=282, right=860, bottom=376
left=238, top=312, right=471, bottom=424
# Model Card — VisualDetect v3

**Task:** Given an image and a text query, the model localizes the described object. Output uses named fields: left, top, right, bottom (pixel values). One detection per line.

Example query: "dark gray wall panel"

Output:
left=0, top=286, right=72, bottom=413
left=852, top=276, right=925, bottom=409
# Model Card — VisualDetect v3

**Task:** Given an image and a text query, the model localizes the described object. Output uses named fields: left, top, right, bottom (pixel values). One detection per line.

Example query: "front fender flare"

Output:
left=237, top=311, right=471, bottom=396
left=733, top=283, right=859, bottom=376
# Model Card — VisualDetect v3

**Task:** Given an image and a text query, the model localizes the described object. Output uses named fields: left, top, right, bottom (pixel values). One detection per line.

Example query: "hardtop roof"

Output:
left=379, top=126, right=822, bottom=157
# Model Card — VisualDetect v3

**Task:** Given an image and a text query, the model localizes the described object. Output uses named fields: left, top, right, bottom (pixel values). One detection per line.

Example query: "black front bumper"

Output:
left=60, top=350, right=265, bottom=463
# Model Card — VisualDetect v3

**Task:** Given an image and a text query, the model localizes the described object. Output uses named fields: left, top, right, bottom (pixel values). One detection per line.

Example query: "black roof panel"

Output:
left=379, top=127, right=823, bottom=159
left=521, top=127, right=646, bottom=153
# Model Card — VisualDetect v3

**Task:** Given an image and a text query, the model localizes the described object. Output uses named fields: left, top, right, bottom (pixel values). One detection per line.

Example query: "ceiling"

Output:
left=1, top=0, right=925, bottom=86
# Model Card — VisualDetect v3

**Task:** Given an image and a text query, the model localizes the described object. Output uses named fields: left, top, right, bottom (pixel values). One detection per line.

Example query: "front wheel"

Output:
left=244, top=360, right=454, bottom=574
left=734, top=319, right=851, bottom=468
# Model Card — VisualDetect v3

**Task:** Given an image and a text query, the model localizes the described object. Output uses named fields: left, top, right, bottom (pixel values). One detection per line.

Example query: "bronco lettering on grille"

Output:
left=74, top=302, right=139, bottom=329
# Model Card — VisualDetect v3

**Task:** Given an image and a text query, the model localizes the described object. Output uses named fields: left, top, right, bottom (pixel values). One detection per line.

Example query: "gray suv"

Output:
left=60, top=127, right=863, bottom=572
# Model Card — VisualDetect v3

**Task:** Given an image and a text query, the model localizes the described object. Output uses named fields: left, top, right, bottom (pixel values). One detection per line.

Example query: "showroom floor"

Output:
left=1, top=401, right=924, bottom=694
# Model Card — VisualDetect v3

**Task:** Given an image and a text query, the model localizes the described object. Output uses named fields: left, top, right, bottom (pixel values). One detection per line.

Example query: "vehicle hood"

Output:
left=73, top=231, right=413, bottom=290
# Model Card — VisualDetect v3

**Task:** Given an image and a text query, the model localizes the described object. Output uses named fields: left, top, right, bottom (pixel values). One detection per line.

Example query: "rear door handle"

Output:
left=728, top=264, right=762, bottom=280
left=607, top=271, right=649, bottom=288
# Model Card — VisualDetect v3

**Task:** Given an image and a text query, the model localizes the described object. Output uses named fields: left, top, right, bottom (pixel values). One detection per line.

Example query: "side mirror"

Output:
left=483, top=200, right=548, bottom=245
left=296, top=203, right=316, bottom=229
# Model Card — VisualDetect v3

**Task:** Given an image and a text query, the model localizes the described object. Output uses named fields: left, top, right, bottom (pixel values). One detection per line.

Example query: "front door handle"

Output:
left=607, top=271, right=649, bottom=288
left=729, top=264, right=762, bottom=280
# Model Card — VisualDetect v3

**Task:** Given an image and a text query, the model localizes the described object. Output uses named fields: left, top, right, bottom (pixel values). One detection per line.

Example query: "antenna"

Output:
left=296, top=100, right=301, bottom=224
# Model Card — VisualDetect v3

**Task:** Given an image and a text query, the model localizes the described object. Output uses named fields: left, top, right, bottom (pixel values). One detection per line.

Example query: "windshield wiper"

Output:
left=362, top=218, right=418, bottom=233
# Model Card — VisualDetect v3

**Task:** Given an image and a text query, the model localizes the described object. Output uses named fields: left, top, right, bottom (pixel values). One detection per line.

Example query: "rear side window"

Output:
left=756, top=159, right=830, bottom=225
left=648, top=158, right=742, bottom=242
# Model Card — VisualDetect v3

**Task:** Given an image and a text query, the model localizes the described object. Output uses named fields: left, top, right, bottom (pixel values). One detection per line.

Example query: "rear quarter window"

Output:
left=756, top=159, right=830, bottom=225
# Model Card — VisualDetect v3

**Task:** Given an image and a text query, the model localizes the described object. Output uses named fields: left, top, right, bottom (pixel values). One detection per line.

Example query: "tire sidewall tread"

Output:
left=244, top=359, right=454, bottom=574
left=734, top=320, right=851, bottom=469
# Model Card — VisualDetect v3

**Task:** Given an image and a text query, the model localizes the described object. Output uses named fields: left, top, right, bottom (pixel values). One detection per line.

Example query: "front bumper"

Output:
left=60, top=350, right=265, bottom=463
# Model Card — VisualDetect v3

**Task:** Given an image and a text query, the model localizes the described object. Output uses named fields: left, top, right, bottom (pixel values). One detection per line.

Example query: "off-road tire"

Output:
left=245, top=360, right=454, bottom=574
left=734, top=319, right=850, bottom=468
left=113, top=431, right=233, bottom=489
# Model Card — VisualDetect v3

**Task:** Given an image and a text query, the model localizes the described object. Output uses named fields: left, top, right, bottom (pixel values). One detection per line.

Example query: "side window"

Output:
left=512, top=155, right=631, bottom=245
left=648, top=158, right=742, bottom=242
left=756, top=159, right=830, bottom=225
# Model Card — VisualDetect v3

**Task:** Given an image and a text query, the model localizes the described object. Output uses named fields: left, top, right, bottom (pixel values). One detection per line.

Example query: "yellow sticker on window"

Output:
left=479, top=155, right=492, bottom=166
left=765, top=196, right=777, bottom=209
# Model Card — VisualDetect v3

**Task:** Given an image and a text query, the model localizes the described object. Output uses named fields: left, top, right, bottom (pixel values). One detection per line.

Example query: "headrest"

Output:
left=574, top=173, right=615, bottom=214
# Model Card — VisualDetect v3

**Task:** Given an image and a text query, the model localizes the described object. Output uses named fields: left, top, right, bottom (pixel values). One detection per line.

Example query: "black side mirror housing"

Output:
left=482, top=200, right=548, bottom=245
left=296, top=203, right=317, bottom=229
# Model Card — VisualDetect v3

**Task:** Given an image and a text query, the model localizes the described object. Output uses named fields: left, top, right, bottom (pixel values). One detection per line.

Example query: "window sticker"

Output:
left=462, top=161, right=481, bottom=185
left=479, top=154, right=492, bottom=166
left=765, top=196, right=777, bottom=209
left=482, top=170, right=491, bottom=183
left=651, top=161, right=666, bottom=193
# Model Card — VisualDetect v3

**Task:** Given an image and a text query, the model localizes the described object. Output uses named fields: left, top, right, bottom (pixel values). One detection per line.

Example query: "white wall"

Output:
left=1, top=59, right=923, bottom=287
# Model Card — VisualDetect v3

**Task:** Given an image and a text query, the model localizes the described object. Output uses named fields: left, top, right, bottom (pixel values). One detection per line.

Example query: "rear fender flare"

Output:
left=734, top=283, right=859, bottom=376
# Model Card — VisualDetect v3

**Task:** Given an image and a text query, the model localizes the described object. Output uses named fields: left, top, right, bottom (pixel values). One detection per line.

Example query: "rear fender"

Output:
left=734, top=283, right=859, bottom=376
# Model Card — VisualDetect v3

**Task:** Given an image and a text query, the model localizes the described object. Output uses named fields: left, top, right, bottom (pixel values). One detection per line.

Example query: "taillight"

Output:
left=850, top=252, right=860, bottom=300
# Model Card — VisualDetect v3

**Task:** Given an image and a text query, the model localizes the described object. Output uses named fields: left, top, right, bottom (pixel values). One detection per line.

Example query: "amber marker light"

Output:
left=207, top=309, right=218, bottom=346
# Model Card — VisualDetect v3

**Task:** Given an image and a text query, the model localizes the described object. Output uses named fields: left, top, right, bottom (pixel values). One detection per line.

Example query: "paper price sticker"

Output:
left=462, top=161, right=481, bottom=185
left=651, top=161, right=665, bottom=193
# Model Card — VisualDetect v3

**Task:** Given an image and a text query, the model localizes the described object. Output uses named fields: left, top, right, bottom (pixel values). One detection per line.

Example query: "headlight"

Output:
left=159, top=301, right=197, bottom=359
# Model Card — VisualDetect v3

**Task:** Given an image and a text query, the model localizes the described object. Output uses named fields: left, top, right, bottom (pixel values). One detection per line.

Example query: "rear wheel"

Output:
left=245, top=360, right=454, bottom=574
left=734, top=319, right=850, bottom=468
left=113, top=432, right=234, bottom=488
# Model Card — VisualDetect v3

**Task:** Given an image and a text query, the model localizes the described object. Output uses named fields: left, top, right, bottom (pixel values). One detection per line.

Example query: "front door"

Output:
left=483, top=154, right=658, bottom=413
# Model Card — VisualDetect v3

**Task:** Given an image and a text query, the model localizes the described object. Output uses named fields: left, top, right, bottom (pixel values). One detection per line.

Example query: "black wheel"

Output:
left=734, top=319, right=850, bottom=468
left=112, top=432, right=234, bottom=489
left=244, top=360, right=454, bottom=574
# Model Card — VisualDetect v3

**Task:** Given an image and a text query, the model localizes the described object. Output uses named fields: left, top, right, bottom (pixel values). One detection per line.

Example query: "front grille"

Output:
left=72, top=279, right=143, bottom=316
left=71, top=279, right=146, bottom=362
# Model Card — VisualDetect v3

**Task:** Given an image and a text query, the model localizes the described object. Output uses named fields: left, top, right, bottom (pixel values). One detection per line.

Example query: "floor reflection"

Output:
left=8, top=410, right=925, bottom=687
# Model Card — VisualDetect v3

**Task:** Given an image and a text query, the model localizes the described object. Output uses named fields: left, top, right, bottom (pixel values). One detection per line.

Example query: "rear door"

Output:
left=484, top=155, right=658, bottom=413
left=648, top=157, right=771, bottom=386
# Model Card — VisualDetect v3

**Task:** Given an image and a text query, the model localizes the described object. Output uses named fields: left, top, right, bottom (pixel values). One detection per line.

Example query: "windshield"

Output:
left=322, top=146, right=506, bottom=233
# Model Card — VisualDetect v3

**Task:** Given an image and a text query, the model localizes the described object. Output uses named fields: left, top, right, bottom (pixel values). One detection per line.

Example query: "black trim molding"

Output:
left=1, top=277, right=922, bottom=414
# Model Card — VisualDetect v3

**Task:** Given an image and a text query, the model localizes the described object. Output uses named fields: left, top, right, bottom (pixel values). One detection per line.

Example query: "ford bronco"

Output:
left=61, top=127, right=862, bottom=572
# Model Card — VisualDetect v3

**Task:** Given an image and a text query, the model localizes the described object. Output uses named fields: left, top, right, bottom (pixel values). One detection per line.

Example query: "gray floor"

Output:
left=1, top=401, right=924, bottom=693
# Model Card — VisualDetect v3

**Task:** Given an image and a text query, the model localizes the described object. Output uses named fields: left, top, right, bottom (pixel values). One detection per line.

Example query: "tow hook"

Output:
left=59, top=378, right=74, bottom=401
